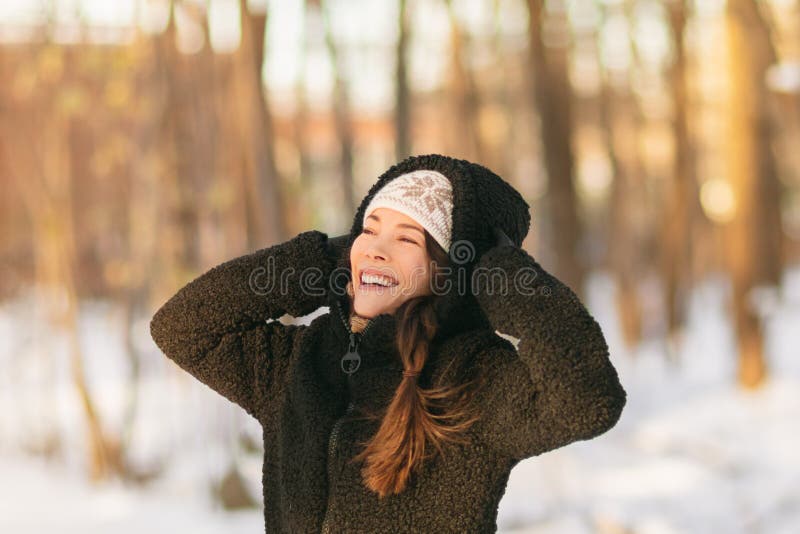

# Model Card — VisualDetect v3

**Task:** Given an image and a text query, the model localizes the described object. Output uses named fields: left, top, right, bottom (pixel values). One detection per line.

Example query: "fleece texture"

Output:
left=150, top=154, right=627, bottom=533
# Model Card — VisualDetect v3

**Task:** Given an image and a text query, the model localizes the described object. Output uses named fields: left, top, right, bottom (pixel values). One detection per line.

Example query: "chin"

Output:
left=353, top=298, right=395, bottom=318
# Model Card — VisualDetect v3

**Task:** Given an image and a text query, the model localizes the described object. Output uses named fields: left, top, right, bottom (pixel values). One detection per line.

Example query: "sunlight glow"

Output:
left=700, top=178, right=736, bottom=224
left=208, top=0, right=240, bottom=53
left=174, top=4, right=205, bottom=54
left=577, top=150, right=613, bottom=202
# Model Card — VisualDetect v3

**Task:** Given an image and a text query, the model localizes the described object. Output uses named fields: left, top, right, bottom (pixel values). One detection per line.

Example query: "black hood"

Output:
left=327, top=154, right=531, bottom=347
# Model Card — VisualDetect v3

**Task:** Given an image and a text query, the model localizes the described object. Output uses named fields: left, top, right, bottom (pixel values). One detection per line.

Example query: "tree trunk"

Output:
left=724, top=0, right=783, bottom=388
left=294, top=2, right=314, bottom=228
left=661, top=0, right=703, bottom=357
left=594, top=1, right=644, bottom=350
left=488, top=0, right=515, bottom=181
left=446, top=0, right=483, bottom=162
left=320, top=0, right=357, bottom=216
left=236, top=0, right=286, bottom=248
left=526, top=0, right=584, bottom=297
left=11, top=109, right=122, bottom=482
left=395, top=0, right=411, bottom=160
left=159, top=3, right=202, bottom=270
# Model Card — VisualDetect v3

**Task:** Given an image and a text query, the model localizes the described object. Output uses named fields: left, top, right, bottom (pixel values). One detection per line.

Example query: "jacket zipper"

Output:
left=321, top=299, right=374, bottom=534
left=335, top=298, right=378, bottom=358
left=321, top=399, right=355, bottom=534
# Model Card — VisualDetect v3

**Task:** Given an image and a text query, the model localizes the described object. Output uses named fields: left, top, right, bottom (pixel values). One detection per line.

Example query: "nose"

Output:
left=364, top=234, right=391, bottom=261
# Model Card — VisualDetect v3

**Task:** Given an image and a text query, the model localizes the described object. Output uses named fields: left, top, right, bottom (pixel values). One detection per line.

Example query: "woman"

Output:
left=150, top=154, right=627, bottom=533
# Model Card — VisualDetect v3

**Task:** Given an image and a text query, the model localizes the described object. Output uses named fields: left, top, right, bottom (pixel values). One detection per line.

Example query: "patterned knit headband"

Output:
left=362, top=170, right=454, bottom=252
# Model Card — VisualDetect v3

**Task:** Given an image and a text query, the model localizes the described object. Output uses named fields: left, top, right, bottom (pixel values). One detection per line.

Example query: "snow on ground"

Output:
left=1, top=266, right=799, bottom=533
left=0, top=454, right=262, bottom=534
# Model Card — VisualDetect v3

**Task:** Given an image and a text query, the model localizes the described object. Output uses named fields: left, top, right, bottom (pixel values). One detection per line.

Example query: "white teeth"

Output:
left=361, top=273, right=398, bottom=287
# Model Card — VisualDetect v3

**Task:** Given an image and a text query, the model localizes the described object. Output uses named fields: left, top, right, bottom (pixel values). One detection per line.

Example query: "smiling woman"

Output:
left=349, top=208, right=439, bottom=318
left=151, top=154, right=626, bottom=532
left=335, top=169, right=481, bottom=502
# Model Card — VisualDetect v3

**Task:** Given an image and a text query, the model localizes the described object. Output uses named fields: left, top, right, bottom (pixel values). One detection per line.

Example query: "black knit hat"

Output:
left=330, top=154, right=531, bottom=340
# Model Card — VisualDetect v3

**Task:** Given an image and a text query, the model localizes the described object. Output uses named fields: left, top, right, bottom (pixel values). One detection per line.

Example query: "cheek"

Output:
left=350, top=239, right=365, bottom=264
left=401, top=260, right=430, bottom=285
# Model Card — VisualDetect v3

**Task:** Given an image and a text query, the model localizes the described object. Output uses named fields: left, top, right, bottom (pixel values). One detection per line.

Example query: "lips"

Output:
left=359, top=268, right=398, bottom=284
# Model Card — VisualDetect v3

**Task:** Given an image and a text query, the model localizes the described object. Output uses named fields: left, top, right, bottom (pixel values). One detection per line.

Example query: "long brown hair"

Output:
left=346, top=229, right=485, bottom=498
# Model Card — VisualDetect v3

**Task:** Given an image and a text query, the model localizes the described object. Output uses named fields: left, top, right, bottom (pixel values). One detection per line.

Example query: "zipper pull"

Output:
left=341, top=332, right=362, bottom=374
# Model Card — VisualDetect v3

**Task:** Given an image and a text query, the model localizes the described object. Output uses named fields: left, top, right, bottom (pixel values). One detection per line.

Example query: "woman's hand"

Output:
left=491, top=226, right=516, bottom=249
left=150, top=229, right=337, bottom=420
left=470, top=228, right=627, bottom=461
left=326, top=233, right=351, bottom=262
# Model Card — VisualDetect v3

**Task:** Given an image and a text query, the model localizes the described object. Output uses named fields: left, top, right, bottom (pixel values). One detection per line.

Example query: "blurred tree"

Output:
left=234, top=0, right=286, bottom=248
left=320, top=0, right=357, bottom=215
left=488, top=0, right=516, bottom=181
left=182, top=1, right=221, bottom=268
left=120, top=27, right=163, bottom=476
left=293, top=1, right=315, bottom=225
left=526, top=0, right=584, bottom=298
left=725, top=0, right=784, bottom=388
left=158, top=1, right=202, bottom=271
left=445, top=0, right=484, bottom=163
left=660, top=0, right=704, bottom=357
left=3, top=42, right=126, bottom=482
left=596, top=0, right=646, bottom=350
left=395, top=0, right=411, bottom=160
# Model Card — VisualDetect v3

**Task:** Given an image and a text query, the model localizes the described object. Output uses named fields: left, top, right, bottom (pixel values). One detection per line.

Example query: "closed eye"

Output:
left=363, top=228, right=418, bottom=245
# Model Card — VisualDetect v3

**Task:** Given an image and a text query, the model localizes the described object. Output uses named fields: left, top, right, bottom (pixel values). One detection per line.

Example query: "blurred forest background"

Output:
left=1, top=0, right=799, bottom=531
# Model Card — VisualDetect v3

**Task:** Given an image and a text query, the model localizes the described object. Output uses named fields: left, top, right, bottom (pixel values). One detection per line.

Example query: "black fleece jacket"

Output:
left=150, top=154, right=627, bottom=533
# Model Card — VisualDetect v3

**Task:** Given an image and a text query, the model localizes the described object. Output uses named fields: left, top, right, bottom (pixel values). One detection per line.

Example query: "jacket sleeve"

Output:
left=472, top=245, right=627, bottom=461
left=149, top=230, right=338, bottom=421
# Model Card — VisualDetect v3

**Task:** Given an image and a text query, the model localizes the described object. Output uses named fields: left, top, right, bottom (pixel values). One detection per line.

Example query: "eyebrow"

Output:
left=366, top=214, right=424, bottom=235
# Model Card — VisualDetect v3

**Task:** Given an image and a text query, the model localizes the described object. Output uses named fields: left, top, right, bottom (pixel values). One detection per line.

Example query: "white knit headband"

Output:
left=362, top=169, right=454, bottom=252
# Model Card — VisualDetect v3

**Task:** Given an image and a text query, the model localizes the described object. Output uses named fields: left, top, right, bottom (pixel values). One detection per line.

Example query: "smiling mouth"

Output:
left=359, top=272, right=399, bottom=289
left=358, top=282, right=399, bottom=294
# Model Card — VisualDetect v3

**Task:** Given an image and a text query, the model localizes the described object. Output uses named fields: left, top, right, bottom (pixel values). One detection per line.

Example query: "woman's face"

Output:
left=349, top=207, right=434, bottom=318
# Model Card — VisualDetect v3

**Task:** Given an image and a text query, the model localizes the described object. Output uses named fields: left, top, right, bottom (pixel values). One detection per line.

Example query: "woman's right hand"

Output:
left=151, top=229, right=338, bottom=419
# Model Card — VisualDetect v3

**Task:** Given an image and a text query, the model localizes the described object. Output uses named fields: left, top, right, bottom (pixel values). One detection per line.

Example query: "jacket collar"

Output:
left=326, top=275, right=490, bottom=352
left=328, top=282, right=489, bottom=413
left=326, top=286, right=400, bottom=370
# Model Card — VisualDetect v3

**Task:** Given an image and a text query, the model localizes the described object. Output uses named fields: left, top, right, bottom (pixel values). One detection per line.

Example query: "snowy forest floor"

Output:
left=1, top=267, right=799, bottom=534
